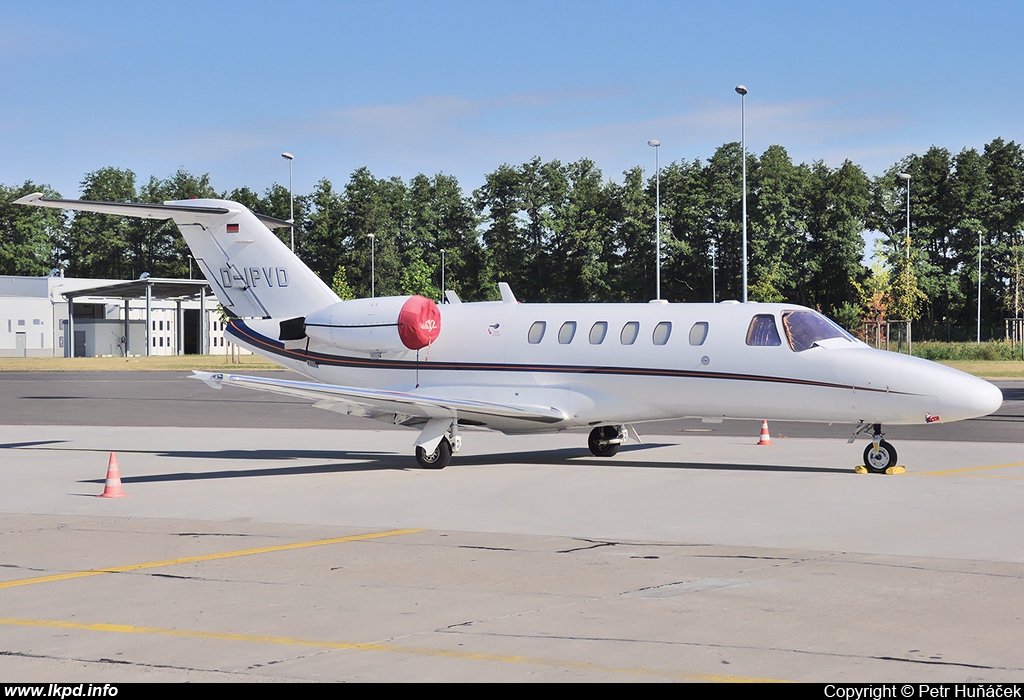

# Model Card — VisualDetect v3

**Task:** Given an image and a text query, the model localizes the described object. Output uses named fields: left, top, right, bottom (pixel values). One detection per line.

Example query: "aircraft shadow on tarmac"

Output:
left=75, top=442, right=849, bottom=485
left=0, top=439, right=67, bottom=449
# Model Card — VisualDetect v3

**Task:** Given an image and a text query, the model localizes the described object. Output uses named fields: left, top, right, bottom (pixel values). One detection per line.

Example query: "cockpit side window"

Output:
left=782, top=310, right=855, bottom=352
left=745, top=314, right=782, bottom=347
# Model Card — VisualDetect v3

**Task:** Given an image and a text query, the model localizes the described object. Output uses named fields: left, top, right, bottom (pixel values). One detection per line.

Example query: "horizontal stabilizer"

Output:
left=15, top=194, right=338, bottom=320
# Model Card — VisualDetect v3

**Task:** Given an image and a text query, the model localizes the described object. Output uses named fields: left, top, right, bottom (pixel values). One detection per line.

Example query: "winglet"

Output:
left=190, top=370, right=224, bottom=390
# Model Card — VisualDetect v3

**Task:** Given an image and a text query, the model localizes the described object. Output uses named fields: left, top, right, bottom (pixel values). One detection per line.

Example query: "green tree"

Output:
left=981, top=138, right=1024, bottom=324
left=0, top=181, right=66, bottom=276
left=66, top=167, right=138, bottom=278
left=747, top=145, right=808, bottom=303
left=701, top=143, right=746, bottom=301
left=803, top=159, right=870, bottom=316
left=607, top=166, right=656, bottom=302
left=330, top=265, right=356, bottom=300
left=658, top=159, right=705, bottom=302
left=138, top=170, right=218, bottom=278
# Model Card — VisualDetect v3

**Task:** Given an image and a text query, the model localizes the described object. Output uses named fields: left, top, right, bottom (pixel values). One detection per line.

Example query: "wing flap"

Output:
left=189, top=372, right=566, bottom=425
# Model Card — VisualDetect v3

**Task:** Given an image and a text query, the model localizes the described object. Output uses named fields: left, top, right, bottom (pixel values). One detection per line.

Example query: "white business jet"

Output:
left=17, top=193, right=1003, bottom=472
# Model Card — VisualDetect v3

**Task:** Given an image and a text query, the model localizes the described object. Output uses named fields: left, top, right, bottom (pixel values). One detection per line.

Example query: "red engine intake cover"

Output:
left=397, top=295, right=441, bottom=350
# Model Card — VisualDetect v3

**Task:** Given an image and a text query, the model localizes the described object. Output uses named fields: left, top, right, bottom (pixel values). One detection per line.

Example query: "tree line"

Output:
left=1, top=137, right=1022, bottom=340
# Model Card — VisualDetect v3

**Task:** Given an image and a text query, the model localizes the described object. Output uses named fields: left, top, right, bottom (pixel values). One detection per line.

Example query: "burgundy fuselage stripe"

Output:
left=226, top=321, right=913, bottom=396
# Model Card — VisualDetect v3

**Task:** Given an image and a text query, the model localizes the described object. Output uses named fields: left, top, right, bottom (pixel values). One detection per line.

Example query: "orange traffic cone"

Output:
left=98, top=452, right=128, bottom=498
left=756, top=420, right=773, bottom=446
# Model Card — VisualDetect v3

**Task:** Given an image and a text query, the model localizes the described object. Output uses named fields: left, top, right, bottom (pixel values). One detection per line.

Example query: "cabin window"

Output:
left=689, top=321, right=709, bottom=346
left=558, top=321, right=577, bottom=344
left=620, top=321, right=640, bottom=345
left=528, top=321, right=546, bottom=344
left=652, top=322, right=672, bottom=346
left=746, top=314, right=782, bottom=346
left=782, top=310, right=855, bottom=352
left=589, top=321, right=608, bottom=345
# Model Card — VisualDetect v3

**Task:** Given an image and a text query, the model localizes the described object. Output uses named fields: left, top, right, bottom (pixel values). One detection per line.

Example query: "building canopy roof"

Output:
left=61, top=278, right=211, bottom=301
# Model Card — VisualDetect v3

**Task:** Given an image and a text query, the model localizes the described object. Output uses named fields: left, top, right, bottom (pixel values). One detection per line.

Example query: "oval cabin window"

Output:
left=652, top=321, right=672, bottom=345
left=620, top=321, right=640, bottom=345
left=528, top=321, right=546, bottom=344
left=689, top=322, right=709, bottom=346
left=558, top=321, right=577, bottom=344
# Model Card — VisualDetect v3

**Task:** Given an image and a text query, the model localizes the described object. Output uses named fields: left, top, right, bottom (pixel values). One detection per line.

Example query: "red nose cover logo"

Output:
left=397, top=296, right=441, bottom=350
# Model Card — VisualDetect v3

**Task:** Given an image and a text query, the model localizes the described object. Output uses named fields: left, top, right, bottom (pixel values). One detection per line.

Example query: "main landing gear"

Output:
left=414, top=418, right=462, bottom=469
left=416, top=439, right=452, bottom=469
left=851, top=422, right=899, bottom=473
left=588, top=425, right=626, bottom=457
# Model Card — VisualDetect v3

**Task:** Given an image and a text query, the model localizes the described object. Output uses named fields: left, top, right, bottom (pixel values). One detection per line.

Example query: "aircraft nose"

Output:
left=940, top=374, right=1003, bottom=421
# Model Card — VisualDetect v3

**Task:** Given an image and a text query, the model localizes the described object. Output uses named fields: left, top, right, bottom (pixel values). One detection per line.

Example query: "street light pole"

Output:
left=281, top=152, right=295, bottom=252
left=978, top=231, right=983, bottom=344
left=735, top=85, right=748, bottom=303
left=368, top=233, right=375, bottom=298
left=710, top=244, right=717, bottom=303
left=440, top=248, right=446, bottom=302
left=647, top=139, right=661, bottom=301
left=899, top=172, right=911, bottom=264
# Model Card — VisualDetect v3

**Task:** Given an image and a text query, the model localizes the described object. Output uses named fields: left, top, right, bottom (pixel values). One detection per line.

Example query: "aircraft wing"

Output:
left=190, top=371, right=567, bottom=426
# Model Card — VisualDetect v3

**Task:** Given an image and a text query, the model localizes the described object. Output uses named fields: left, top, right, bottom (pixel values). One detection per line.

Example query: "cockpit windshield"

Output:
left=781, top=310, right=856, bottom=352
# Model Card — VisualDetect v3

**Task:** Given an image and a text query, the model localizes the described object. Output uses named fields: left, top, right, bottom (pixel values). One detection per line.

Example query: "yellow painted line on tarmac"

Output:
left=912, top=461, right=1024, bottom=477
left=0, top=529, right=421, bottom=590
left=0, top=616, right=785, bottom=682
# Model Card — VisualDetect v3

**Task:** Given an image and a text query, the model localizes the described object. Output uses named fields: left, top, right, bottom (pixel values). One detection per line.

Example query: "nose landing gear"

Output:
left=851, top=422, right=899, bottom=473
left=863, top=439, right=898, bottom=473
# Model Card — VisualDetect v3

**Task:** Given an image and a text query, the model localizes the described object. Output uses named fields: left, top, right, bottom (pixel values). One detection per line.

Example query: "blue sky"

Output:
left=4, top=1, right=1022, bottom=199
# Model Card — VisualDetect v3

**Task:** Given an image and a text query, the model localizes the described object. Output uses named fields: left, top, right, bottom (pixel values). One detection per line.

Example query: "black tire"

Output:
left=863, top=440, right=898, bottom=473
left=416, top=438, right=452, bottom=469
left=588, top=425, right=622, bottom=457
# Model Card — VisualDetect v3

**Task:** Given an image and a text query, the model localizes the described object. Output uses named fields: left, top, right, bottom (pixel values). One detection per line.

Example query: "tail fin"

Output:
left=14, top=194, right=339, bottom=319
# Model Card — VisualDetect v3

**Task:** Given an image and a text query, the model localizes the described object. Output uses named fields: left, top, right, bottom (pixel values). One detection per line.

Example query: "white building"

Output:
left=0, top=274, right=248, bottom=358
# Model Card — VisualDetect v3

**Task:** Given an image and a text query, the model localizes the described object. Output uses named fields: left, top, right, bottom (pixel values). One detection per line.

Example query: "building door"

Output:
left=183, top=309, right=199, bottom=354
left=15, top=333, right=26, bottom=357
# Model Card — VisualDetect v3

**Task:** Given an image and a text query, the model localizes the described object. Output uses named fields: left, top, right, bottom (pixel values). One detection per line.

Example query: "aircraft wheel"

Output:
left=416, top=438, right=452, bottom=469
left=588, top=425, right=622, bottom=457
left=863, top=440, right=897, bottom=473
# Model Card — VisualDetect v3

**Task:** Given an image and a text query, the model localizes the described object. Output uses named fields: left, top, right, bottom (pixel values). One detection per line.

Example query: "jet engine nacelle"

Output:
left=302, top=295, right=441, bottom=353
